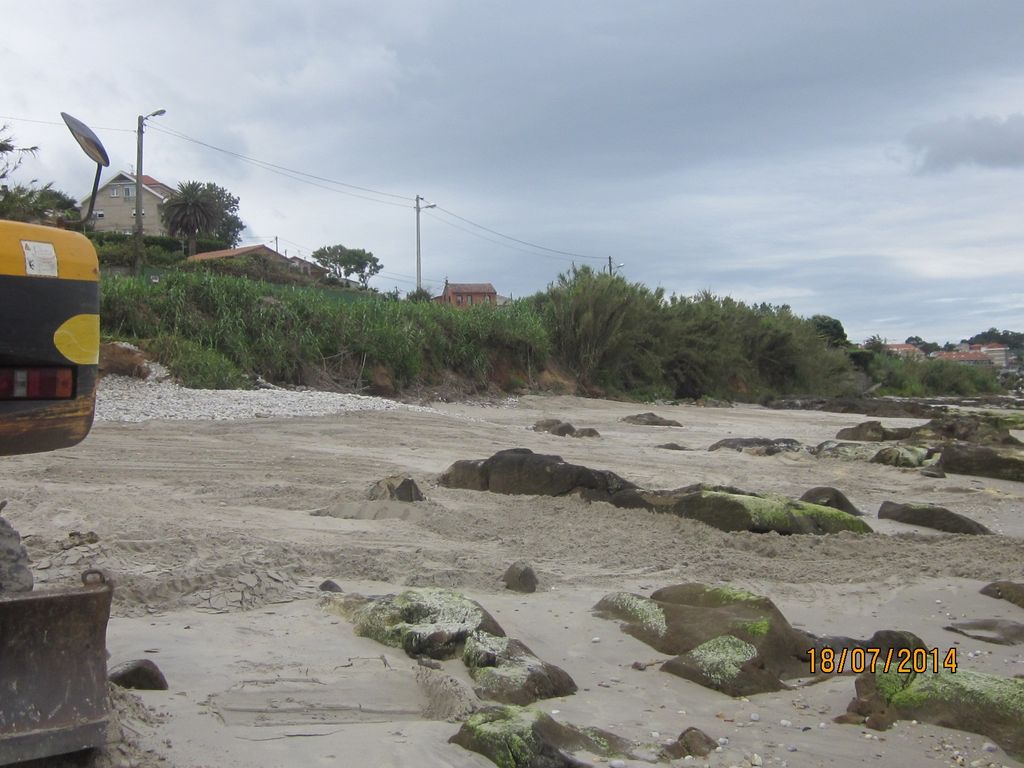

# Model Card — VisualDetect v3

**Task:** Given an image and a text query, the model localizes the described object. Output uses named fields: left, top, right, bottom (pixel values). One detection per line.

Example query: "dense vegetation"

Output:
left=100, top=265, right=1008, bottom=399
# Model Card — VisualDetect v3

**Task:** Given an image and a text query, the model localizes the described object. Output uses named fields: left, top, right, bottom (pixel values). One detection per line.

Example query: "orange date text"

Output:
left=806, top=646, right=957, bottom=675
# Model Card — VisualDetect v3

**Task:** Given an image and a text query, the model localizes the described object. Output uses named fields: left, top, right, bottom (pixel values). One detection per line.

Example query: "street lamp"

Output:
left=415, top=195, right=435, bottom=291
left=132, top=108, right=166, bottom=277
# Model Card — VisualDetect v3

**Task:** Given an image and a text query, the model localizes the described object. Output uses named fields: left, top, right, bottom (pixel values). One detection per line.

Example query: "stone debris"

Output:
left=0, top=506, right=33, bottom=593
left=95, top=373, right=441, bottom=423
left=109, top=659, right=169, bottom=691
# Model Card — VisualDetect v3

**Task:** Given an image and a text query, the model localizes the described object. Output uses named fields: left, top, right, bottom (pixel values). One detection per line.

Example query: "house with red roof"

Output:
left=79, top=171, right=175, bottom=236
left=435, top=280, right=500, bottom=308
left=933, top=350, right=994, bottom=366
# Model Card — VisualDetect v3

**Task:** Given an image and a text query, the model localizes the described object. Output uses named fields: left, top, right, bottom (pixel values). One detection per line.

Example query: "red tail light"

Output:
left=0, top=368, right=74, bottom=400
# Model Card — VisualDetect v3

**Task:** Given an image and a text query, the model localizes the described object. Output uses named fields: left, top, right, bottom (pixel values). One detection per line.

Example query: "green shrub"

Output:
left=146, top=336, right=249, bottom=390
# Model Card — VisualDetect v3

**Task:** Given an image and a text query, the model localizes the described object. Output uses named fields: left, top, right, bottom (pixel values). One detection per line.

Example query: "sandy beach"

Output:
left=3, top=387, right=1023, bottom=768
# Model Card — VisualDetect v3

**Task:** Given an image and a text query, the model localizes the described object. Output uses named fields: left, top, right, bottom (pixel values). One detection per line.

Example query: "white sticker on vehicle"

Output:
left=21, top=240, right=59, bottom=277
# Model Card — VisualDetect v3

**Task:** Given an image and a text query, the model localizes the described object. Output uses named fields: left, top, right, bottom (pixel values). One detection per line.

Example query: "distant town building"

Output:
left=884, top=343, right=926, bottom=360
left=933, top=350, right=994, bottom=366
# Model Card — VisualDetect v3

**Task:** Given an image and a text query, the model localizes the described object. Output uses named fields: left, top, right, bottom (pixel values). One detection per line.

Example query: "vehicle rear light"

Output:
left=0, top=368, right=74, bottom=400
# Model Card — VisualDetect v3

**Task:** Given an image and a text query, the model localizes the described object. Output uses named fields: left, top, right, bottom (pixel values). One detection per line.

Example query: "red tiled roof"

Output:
left=445, top=282, right=497, bottom=294
left=935, top=351, right=992, bottom=362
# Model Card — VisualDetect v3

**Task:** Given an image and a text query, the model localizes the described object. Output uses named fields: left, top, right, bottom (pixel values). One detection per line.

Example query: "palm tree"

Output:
left=161, top=181, right=218, bottom=257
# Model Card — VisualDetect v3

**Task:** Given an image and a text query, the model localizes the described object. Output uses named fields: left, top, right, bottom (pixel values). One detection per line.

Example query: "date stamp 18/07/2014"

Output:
left=807, top=646, right=958, bottom=675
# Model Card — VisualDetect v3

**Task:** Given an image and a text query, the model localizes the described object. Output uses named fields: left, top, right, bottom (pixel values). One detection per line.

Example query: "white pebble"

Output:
left=780, top=719, right=792, bottom=727
left=982, top=742, right=998, bottom=753
left=609, top=761, right=626, bottom=768
left=751, top=755, right=763, bottom=767
left=749, top=713, right=760, bottom=722
left=591, top=637, right=601, bottom=643
left=718, top=737, right=730, bottom=746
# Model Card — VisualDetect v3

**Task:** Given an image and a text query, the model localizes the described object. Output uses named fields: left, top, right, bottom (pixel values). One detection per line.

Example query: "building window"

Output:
left=92, top=210, right=105, bottom=219
left=109, top=187, right=119, bottom=197
left=123, top=186, right=133, bottom=199
left=456, top=294, right=463, bottom=305
left=467, top=295, right=473, bottom=305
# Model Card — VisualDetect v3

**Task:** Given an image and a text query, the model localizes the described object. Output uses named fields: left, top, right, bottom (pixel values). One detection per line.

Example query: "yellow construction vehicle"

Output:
left=0, top=114, right=113, bottom=764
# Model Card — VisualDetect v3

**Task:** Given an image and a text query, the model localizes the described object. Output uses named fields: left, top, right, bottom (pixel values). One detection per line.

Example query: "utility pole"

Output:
left=132, top=108, right=166, bottom=277
left=608, top=256, right=613, bottom=275
left=415, top=195, right=435, bottom=291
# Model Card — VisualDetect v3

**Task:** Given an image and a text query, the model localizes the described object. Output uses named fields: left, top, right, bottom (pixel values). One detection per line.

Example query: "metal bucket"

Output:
left=0, top=570, right=113, bottom=765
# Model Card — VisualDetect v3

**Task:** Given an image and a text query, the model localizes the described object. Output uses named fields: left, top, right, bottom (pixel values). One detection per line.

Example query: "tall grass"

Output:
left=101, top=272, right=550, bottom=388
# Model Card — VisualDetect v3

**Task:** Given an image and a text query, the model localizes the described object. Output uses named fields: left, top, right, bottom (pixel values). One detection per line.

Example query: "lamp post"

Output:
left=415, top=195, right=435, bottom=291
left=132, top=108, right=166, bottom=277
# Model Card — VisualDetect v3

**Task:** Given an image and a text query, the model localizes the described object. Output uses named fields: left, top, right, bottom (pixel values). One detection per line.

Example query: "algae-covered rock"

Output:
left=813, top=440, right=886, bottom=462
left=595, top=583, right=814, bottom=696
left=621, top=412, right=682, bottom=427
left=449, top=705, right=631, bottom=768
left=870, top=445, right=930, bottom=468
left=463, top=632, right=577, bottom=705
left=325, top=588, right=505, bottom=659
left=849, top=669, right=1024, bottom=758
left=593, top=592, right=668, bottom=643
left=662, top=634, right=786, bottom=696
left=707, top=437, right=804, bottom=455
left=675, top=489, right=872, bottom=535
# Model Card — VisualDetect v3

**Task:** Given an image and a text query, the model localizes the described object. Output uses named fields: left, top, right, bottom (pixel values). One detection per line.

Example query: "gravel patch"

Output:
left=95, top=373, right=438, bottom=423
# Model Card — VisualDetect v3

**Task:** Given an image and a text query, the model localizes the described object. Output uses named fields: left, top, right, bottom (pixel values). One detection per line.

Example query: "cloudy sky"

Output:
left=5, top=1, right=1024, bottom=343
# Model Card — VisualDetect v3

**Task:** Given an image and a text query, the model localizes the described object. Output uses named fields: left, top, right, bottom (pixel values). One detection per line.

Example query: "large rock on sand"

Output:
left=799, top=487, right=863, bottom=516
left=671, top=487, right=871, bottom=535
left=463, top=633, right=577, bottom=705
left=981, top=581, right=1024, bottom=611
left=322, top=588, right=505, bottom=659
left=836, top=421, right=912, bottom=442
left=439, top=448, right=636, bottom=501
left=877, top=501, right=991, bottom=535
left=621, top=412, right=682, bottom=427
left=450, top=706, right=633, bottom=767
left=937, top=442, right=1024, bottom=482
left=846, top=669, right=1024, bottom=758
left=707, top=437, right=804, bottom=455
left=594, top=584, right=813, bottom=696
left=367, top=475, right=425, bottom=502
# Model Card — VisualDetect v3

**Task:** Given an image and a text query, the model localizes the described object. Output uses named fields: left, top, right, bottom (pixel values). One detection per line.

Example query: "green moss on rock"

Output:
left=455, top=706, right=543, bottom=768
left=349, top=588, right=502, bottom=658
left=687, top=635, right=758, bottom=686
left=681, top=490, right=872, bottom=535
left=594, top=592, right=668, bottom=636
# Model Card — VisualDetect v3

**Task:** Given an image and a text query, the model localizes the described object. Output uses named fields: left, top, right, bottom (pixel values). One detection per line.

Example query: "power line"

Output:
left=149, top=124, right=413, bottom=208
left=0, top=114, right=135, bottom=134
left=431, top=205, right=604, bottom=262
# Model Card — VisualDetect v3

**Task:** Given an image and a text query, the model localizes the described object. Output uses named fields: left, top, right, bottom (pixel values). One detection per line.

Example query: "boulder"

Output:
left=910, top=414, right=1023, bottom=447
left=439, top=449, right=636, bottom=501
left=108, top=659, right=168, bottom=691
left=798, top=487, right=862, bottom=516
left=836, top=421, right=912, bottom=442
left=0, top=511, right=33, bottom=593
left=870, top=445, right=931, bottom=468
left=531, top=419, right=577, bottom=437
left=943, top=618, right=1024, bottom=646
left=845, top=669, right=1024, bottom=758
left=812, top=441, right=884, bottom=462
left=672, top=488, right=872, bottom=535
left=707, top=437, right=804, bottom=455
left=322, top=588, right=505, bottom=660
left=367, top=475, right=425, bottom=502
left=980, top=581, right=1024, bottom=611
left=655, top=443, right=691, bottom=451
left=463, top=633, right=577, bottom=705
left=766, top=397, right=946, bottom=419
left=318, top=579, right=343, bottom=593
left=621, top=412, right=683, bottom=427
left=937, top=442, right=1024, bottom=482
left=877, top=501, right=992, bottom=535
left=502, top=561, right=538, bottom=594
left=662, top=727, right=718, bottom=759
left=595, top=584, right=814, bottom=696
left=450, top=706, right=633, bottom=767
left=570, top=428, right=600, bottom=438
